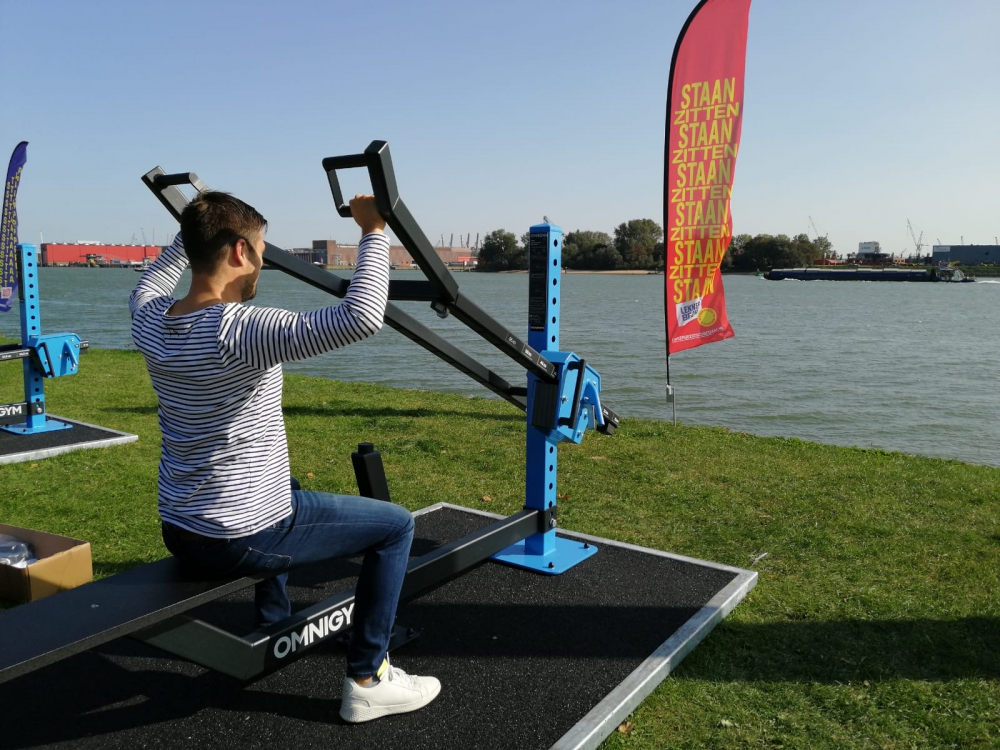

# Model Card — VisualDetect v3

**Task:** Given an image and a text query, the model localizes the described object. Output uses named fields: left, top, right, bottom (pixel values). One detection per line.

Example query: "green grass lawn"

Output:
left=1, top=346, right=998, bottom=748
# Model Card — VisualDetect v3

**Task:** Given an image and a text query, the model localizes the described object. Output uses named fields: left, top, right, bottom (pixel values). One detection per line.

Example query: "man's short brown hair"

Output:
left=179, top=191, right=268, bottom=273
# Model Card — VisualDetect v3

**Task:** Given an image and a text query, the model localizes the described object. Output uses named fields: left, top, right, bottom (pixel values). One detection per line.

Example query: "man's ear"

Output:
left=232, top=237, right=251, bottom=266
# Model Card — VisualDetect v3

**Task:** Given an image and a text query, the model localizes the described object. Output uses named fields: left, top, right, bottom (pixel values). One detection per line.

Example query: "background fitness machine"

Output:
left=0, top=243, right=136, bottom=465
left=0, top=243, right=85, bottom=434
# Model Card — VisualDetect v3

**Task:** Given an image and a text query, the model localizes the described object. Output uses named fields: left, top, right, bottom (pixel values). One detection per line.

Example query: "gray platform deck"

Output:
left=0, top=415, right=137, bottom=465
left=0, top=504, right=755, bottom=750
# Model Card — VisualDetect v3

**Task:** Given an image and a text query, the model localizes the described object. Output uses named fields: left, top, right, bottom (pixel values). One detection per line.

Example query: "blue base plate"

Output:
left=0, top=418, right=74, bottom=435
left=492, top=535, right=598, bottom=575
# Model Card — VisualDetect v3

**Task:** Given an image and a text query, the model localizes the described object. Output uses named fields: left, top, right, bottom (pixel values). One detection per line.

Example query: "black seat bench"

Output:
left=0, top=506, right=545, bottom=684
left=0, top=557, right=257, bottom=684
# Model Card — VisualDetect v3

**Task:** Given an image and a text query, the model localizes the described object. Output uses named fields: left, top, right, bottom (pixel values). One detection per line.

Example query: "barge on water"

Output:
left=764, top=266, right=974, bottom=282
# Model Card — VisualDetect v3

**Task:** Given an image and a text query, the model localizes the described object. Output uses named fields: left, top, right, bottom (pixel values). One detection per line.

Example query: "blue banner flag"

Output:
left=1, top=141, right=28, bottom=313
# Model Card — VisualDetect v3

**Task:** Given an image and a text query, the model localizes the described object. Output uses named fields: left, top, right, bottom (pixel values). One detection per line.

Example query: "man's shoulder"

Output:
left=132, top=294, right=175, bottom=321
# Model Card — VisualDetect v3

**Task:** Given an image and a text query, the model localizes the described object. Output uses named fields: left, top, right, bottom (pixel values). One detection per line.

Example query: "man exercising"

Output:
left=130, top=190, right=439, bottom=723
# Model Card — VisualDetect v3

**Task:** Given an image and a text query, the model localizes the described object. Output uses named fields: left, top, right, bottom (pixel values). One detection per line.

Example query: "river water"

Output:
left=3, top=268, right=998, bottom=467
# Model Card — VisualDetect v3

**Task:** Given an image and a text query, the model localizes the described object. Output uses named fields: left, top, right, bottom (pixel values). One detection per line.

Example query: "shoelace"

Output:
left=384, top=664, right=417, bottom=689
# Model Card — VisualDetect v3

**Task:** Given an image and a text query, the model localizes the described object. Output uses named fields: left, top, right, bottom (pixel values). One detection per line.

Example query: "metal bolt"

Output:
left=548, top=562, right=555, bottom=569
left=584, top=543, right=590, bottom=549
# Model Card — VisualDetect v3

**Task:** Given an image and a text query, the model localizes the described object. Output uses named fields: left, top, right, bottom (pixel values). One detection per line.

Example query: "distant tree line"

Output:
left=725, top=233, right=834, bottom=271
left=475, top=220, right=664, bottom=272
left=475, top=222, right=834, bottom=272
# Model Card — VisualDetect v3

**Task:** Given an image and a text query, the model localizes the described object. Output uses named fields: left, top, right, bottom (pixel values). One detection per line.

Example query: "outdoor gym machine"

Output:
left=0, top=242, right=87, bottom=435
left=124, top=141, right=623, bottom=677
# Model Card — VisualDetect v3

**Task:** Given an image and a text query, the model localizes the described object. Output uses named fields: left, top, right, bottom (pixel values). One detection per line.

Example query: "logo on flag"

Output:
left=677, top=297, right=703, bottom=326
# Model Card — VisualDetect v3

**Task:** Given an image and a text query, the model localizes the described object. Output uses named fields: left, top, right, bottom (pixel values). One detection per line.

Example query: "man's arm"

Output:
left=220, top=231, right=391, bottom=370
left=129, top=236, right=188, bottom=319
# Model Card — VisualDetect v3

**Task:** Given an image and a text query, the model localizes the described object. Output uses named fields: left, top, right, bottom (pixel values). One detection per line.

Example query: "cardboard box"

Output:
left=0, top=524, right=93, bottom=603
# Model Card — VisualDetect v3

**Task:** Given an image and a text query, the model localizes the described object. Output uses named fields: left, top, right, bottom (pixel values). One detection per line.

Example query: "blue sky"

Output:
left=3, top=0, right=997, bottom=257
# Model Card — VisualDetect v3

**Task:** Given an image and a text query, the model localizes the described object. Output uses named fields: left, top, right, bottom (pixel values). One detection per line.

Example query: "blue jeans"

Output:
left=161, top=490, right=414, bottom=678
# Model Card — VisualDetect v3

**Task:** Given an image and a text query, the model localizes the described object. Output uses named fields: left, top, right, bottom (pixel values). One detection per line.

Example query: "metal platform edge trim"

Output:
left=0, top=415, right=139, bottom=466
left=419, top=503, right=758, bottom=750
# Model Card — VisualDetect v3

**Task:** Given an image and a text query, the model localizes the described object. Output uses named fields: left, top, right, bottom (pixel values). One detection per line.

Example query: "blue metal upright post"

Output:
left=493, top=223, right=598, bottom=574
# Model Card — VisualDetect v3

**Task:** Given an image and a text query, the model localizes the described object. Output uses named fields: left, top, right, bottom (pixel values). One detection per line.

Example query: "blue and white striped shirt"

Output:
left=130, top=233, right=390, bottom=538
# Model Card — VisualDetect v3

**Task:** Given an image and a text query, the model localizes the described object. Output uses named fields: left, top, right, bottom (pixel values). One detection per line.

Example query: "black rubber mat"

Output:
left=0, top=506, right=738, bottom=750
left=0, top=416, right=133, bottom=463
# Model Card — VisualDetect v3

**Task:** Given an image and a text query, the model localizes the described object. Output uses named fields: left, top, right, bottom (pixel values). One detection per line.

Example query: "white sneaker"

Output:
left=339, top=658, right=441, bottom=723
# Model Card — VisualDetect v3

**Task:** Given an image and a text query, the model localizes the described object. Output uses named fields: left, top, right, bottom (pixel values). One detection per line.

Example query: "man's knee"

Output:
left=386, top=503, right=415, bottom=540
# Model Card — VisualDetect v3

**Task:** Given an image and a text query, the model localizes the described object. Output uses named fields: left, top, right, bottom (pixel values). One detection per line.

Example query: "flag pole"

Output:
left=662, top=0, right=751, bottom=427
left=663, top=0, right=710, bottom=426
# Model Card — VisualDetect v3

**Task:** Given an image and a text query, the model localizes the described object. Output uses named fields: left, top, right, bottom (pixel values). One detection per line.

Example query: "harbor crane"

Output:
left=907, top=219, right=925, bottom=255
left=808, top=215, right=827, bottom=240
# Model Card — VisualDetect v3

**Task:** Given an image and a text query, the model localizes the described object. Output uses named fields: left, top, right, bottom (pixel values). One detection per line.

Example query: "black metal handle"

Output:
left=142, top=167, right=204, bottom=221
left=152, top=172, right=206, bottom=190
left=558, top=359, right=587, bottom=428
left=321, top=153, right=372, bottom=217
left=321, top=141, right=400, bottom=220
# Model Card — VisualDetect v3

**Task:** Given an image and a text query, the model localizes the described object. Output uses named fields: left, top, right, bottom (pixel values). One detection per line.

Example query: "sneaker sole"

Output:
left=339, top=682, right=442, bottom=724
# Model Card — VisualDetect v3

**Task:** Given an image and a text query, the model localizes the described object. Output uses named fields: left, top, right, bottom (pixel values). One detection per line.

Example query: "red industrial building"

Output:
left=40, top=244, right=161, bottom=266
left=39, top=240, right=475, bottom=268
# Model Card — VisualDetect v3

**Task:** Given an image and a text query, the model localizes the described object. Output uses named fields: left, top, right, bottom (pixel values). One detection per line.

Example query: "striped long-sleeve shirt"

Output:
left=129, top=233, right=390, bottom=538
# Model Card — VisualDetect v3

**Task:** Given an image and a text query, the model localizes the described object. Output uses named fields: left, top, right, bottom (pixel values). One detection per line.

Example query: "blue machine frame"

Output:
left=0, top=243, right=83, bottom=435
left=493, top=223, right=602, bottom=574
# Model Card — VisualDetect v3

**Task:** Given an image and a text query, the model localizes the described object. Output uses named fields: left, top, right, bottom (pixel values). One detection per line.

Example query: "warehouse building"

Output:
left=931, top=245, right=999, bottom=265
left=311, top=240, right=475, bottom=267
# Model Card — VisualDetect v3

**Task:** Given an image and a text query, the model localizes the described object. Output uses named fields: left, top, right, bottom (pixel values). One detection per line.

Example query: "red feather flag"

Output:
left=664, top=0, right=751, bottom=355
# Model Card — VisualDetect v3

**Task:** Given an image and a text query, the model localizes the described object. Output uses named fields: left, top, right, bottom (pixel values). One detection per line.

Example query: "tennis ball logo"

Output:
left=697, top=307, right=717, bottom=326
